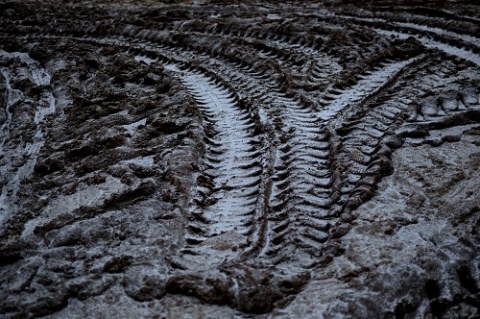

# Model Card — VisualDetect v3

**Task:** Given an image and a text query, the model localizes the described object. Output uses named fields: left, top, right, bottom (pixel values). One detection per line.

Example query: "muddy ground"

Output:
left=0, top=1, right=479, bottom=318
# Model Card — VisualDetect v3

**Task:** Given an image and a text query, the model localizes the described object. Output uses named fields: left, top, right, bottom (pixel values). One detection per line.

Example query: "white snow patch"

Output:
left=267, top=13, right=281, bottom=20
left=122, top=155, right=155, bottom=167
left=22, top=175, right=128, bottom=239
left=164, top=63, right=182, bottom=73
left=134, top=55, right=157, bottom=65
left=122, top=118, right=147, bottom=136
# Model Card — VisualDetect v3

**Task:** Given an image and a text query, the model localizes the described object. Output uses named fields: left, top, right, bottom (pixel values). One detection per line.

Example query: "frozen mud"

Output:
left=0, top=1, right=479, bottom=318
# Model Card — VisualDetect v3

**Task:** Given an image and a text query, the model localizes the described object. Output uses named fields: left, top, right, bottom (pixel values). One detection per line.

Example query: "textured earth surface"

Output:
left=1, top=1, right=480, bottom=318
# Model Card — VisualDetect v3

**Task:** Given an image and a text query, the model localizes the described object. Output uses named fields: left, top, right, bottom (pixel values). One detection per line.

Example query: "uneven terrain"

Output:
left=0, top=1, right=480, bottom=318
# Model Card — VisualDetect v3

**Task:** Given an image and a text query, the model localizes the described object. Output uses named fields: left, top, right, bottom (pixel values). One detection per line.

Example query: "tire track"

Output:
left=335, top=14, right=480, bottom=66
left=153, top=37, right=337, bottom=266
left=0, top=12, right=458, bottom=260
left=261, top=54, right=427, bottom=267
left=317, top=56, right=424, bottom=121
left=2, top=3, right=480, bottom=316
left=162, top=63, right=267, bottom=268
left=85, top=27, right=339, bottom=266
left=1, top=35, right=270, bottom=261
left=331, top=53, right=480, bottom=219
left=263, top=97, right=333, bottom=266
left=22, top=25, right=427, bottom=268
left=171, top=20, right=341, bottom=86
left=120, top=29, right=336, bottom=267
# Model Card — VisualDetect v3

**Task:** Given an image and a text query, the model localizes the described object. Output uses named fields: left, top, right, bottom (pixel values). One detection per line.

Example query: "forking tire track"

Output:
left=64, top=28, right=340, bottom=266
left=137, top=40, right=337, bottom=267
left=0, top=15, right=435, bottom=267
left=106, top=28, right=336, bottom=267
left=143, top=23, right=480, bottom=309
left=131, top=29, right=430, bottom=267
left=1, top=2, right=480, bottom=317
left=329, top=51, right=480, bottom=222
left=260, top=54, right=429, bottom=267
left=128, top=30, right=335, bottom=267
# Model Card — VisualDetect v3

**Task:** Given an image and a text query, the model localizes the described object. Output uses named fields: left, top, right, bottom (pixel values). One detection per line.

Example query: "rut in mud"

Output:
left=1, top=1, right=480, bottom=318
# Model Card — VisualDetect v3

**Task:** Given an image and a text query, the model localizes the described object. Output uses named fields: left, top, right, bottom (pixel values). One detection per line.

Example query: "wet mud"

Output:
left=0, top=1, right=480, bottom=318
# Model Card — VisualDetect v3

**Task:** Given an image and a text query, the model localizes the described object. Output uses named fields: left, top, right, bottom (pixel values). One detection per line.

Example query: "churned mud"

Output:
left=1, top=1, right=479, bottom=318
